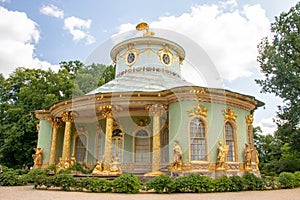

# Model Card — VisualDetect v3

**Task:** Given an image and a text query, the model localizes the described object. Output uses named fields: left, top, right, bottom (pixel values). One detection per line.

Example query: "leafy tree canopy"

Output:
left=0, top=61, right=115, bottom=168
left=256, top=2, right=300, bottom=151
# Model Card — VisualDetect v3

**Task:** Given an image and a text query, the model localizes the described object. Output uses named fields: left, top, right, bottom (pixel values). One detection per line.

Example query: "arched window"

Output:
left=161, top=128, right=169, bottom=163
left=112, top=129, right=123, bottom=161
left=135, top=129, right=150, bottom=163
left=190, top=118, right=207, bottom=161
left=75, top=134, right=87, bottom=162
left=225, top=122, right=235, bottom=162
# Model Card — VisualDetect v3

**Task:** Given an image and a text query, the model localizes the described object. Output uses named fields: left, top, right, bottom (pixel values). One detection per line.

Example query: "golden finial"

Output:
left=136, top=22, right=155, bottom=36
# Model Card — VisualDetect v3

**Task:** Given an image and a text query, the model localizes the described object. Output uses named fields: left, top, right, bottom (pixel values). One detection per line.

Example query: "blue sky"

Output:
left=0, top=0, right=298, bottom=134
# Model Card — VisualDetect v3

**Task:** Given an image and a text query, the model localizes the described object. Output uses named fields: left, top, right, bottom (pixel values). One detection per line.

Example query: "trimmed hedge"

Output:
left=1, top=165, right=300, bottom=193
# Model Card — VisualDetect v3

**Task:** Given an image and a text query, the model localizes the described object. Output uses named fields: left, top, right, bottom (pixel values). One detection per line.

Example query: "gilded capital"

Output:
left=98, top=104, right=122, bottom=119
left=146, top=104, right=168, bottom=117
left=61, top=111, right=77, bottom=123
left=223, top=107, right=237, bottom=122
left=245, top=114, right=254, bottom=124
left=49, top=117, right=63, bottom=128
left=187, top=103, right=208, bottom=117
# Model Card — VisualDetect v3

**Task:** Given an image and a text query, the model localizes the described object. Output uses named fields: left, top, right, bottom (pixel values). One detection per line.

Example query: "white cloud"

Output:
left=0, top=0, right=10, bottom=3
left=117, top=0, right=270, bottom=81
left=0, top=6, right=56, bottom=77
left=40, top=4, right=64, bottom=19
left=64, top=16, right=95, bottom=44
left=254, top=117, right=277, bottom=135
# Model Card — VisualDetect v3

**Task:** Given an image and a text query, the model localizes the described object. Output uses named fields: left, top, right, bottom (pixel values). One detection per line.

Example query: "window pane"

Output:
left=225, top=122, right=235, bottom=161
left=75, top=135, right=87, bottom=162
left=190, top=118, right=206, bottom=161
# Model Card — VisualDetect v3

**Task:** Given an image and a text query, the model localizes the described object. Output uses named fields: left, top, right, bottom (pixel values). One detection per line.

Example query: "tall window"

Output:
left=75, top=134, right=87, bottom=162
left=135, top=129, right=149, bottom=163
left=112, top=129, right=123, bottom=161
left=225, top=122, right=235, bottom=162
left=161, top=128, right=169, bottom=163
left=190, top=118, right=206, bottom=161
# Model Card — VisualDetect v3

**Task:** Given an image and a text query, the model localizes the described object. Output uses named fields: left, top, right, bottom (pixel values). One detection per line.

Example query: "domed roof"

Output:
left=87, top=23, right=194, bottom=95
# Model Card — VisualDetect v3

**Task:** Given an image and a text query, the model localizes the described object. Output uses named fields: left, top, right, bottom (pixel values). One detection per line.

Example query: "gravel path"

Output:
left=0, top=185, right=300, bottom=200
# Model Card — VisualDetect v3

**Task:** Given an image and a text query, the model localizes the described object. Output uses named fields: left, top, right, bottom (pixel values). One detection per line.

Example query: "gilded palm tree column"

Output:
left=146, top=104, right=168, bottom=176
left=61, top=111, right=75, bottom=161
left=99, top=105, right=115, bottom=162
left=49, top=118, right=62, bottom=165
left=246, top=115, right=254, bottom=146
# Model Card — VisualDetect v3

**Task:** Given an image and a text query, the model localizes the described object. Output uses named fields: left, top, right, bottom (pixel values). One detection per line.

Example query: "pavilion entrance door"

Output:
left=134, top=129, right=150, bottom=170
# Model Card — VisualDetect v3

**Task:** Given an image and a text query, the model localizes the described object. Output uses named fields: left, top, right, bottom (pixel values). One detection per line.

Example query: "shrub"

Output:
left=294, top=171, right=300, bottom=187
left=0, top=170, right=28, bottom=186
left=243, top=173, right=265, bottom=191
left=229, top=176, right=245, bottom=192
left=175, top=175, right=192, bottom=192
left=263, top=176, right=279, bottom=190
left=58, top=163, right=92, bottom=175
left=112, top=174, right=141, bottom=194
left=214, top=176, right=232, bottom=192
left=34, top=175, right=54, bottom=189
left=53, top=174, right=77, bottom=191
left=26, top=168, right=47, bottom=182
left=146, top=174, right=175, bottom=194
left=45, top=164, right=56, bottom=173
left=278, top=172, right=296, bottom=189
left=175, top=174, right=213, bottom=193
left=82, top=177, right=112, bottom=192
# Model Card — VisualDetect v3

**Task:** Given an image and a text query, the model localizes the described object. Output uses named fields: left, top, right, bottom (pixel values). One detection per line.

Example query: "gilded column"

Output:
left=246, top=115, right=254, bottom=147
left=146, top=104, right=168, bottom=176
left=98, top=105, right=115, bottom=162
left=49, top=117, right=62, bottom=165
left=61, top=111, right=76, bottom=161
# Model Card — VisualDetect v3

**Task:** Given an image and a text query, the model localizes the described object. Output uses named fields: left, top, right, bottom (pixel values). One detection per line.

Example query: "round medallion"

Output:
left=124, top=51, right=138, bottom=66
left=158, top=46, right=173, bottom=67
left=127, top=52, right=136, bottom=64
left=162, top=53, right=170, bottom=65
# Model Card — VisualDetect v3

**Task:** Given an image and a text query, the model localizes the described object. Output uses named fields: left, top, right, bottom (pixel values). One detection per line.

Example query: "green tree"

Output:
left=253, top=127, right=282, bottom=175
left=256, top=2, right=300, bottom=151
left=73, top=63, right=115, bottom=96
left=0, top=67, right=74, bottom=168
left=0, top=61, right=115, bottom=168
left=254, top=126, right=300, bottom=174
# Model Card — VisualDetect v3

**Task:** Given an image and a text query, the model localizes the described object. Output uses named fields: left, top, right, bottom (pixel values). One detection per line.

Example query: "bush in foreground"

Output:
left=146, top=174, right=175, bottom=194
left=112, top=174, right=141, bottom=194
left=278, top=172, right=296, bottom=189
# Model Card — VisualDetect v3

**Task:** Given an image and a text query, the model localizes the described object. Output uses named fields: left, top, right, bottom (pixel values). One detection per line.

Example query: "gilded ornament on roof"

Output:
left=136, top=22, right=155, bottom=36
